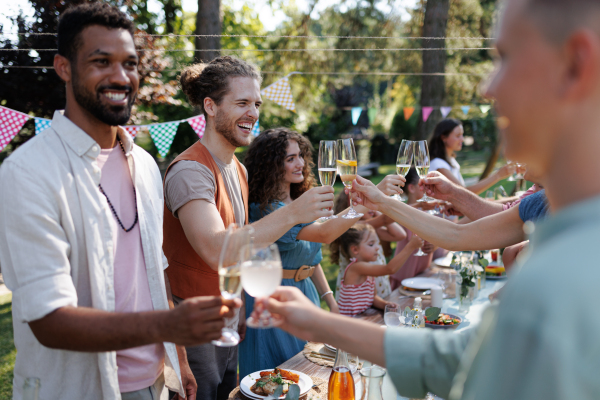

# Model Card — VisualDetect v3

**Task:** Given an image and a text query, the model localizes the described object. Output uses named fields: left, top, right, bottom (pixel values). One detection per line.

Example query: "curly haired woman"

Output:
left=239, top=128, right=404, bottom=377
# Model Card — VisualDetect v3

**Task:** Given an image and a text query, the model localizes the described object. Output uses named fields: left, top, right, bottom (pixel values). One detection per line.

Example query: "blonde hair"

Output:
left=330, top=223, right=376, bottom=264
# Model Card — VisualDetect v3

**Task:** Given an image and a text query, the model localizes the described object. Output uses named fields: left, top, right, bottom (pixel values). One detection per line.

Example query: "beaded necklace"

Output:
left=98, top=139, right=139, bottom=232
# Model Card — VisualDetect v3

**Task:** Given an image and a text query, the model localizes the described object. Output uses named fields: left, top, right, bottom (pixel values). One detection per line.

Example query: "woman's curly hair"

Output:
left=245, top=127, right=317, bottom=211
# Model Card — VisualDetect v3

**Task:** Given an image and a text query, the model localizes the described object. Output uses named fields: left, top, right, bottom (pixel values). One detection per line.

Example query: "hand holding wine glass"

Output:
left=394, top=139, right=414, bottom=201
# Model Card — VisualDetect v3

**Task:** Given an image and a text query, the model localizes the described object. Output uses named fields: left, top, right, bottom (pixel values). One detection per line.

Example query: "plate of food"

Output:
left=485, top=265, right=507, bottom=280
left=401, top=277, right=445, bottom=290
left=424, top=313, right=462, bottom=330
left=240, top=368, right=312, bottom=399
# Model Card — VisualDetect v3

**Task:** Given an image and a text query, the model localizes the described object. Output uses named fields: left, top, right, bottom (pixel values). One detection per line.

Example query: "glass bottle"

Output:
left=328, top=349, right=356, bottom=400
left=359, top=366, right=385, bottom=400
left=23, top=378, right=40, bottom=400
left=412, top=297, right=425, bottom=328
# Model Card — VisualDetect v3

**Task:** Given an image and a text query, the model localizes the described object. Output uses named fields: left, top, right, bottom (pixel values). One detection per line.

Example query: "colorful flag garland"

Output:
left=34, top=117, right=52, bottom=135
left=188, top=115, right=206, bottom=138
left=261, top=75, right=296, bottom=112
left=0, top=106, right=31, bottom=151
left=422, top=107, right=434, bottom=122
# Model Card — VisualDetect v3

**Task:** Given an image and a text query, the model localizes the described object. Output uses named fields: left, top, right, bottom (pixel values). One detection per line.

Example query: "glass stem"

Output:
left=348, top=190, right=354, bottom=212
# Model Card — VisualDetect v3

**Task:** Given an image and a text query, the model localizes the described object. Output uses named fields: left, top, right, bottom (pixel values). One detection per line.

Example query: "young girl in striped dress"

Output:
left=332, top=223, right=423, bottom=317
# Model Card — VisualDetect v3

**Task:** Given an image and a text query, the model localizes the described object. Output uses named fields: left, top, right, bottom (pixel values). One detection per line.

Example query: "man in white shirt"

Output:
left=0, top=3, right=237, bottom=399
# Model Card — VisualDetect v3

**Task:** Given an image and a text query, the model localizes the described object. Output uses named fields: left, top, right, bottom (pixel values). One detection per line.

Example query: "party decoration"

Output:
left=441, top=106, right=452, bottom=118
left=351, top=107, right=362, bottom=125
left=0, top=106, right=31, bottom=152
left=123, top=125, right=141, bottom=138
left=479, top=105, right=491, bottom=114
left=261, top=75, right=296, bottom=112
left=461, top=106, right=471, bottom=116
left=187, top=115, right=206, bottom=138
left=251, top=119, right=260, bottom=137
left=34, top=118, right=52, bottom=135
left=422, top=107, right=434, bottom=122
left=367, top=108, right=377, bottom=125
left=148, top=121, right=180, bottom=157
left=403, top=107, right=415, bottom=120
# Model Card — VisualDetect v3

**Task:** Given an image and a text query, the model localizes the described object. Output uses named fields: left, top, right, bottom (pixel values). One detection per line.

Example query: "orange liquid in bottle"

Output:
left=327, top=366, right=355, bottom=400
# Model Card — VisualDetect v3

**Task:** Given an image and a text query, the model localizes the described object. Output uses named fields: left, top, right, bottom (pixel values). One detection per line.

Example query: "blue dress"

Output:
left=239, top=201, right=322, bottom=379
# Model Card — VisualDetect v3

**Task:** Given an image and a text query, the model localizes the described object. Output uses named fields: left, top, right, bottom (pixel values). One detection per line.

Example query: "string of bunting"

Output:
left=0, top=72, right=492, bottom=154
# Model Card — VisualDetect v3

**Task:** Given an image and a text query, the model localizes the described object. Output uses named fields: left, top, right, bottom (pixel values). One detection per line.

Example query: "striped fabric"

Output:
left=337, top=259, right=375, bottom=317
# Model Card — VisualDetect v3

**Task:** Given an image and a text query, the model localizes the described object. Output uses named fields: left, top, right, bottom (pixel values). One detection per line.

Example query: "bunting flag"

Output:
left=403, top=107, right=415, bottom=120
left=479, top=105, right=491, bottom=114
left=187, top=115, right=206, bottom=138
left=367, top=108, right=377, bottom=125
left=261, top=75, right=296, bottom=112
left=0, top=106, right=31, bottom=152
left=251, top=119, right=260, bottom=137
left=441, top=106, right=452, bottom=118
left=35, top=117, right=52, bottom=135
left=148, top=121, right=180, bottom=157
left=461, top=106, right=471, bottom=116
left=123, top=125, right=141, bottom=138
left=351, top=107, right=362, bottom=125
left=422, top=107, right=434, bottom=122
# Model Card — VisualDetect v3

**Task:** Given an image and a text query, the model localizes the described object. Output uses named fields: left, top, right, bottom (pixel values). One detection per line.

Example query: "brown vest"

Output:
left=163, top=141, right=249, bottom=298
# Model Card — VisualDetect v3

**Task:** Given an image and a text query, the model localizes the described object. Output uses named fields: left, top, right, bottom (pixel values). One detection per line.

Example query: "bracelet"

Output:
left=320, top=290, right=333, bottom=299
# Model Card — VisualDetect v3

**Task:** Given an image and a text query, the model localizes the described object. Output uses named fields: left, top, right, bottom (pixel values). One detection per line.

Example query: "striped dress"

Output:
left=337, top=259, right=376, bottom=317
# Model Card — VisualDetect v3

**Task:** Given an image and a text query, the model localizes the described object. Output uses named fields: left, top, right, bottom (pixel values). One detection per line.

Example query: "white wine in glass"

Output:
left=414, top=140, right=435, bottom=202
left=242, top=244, right=283, bottom=329
left=212, top=223, right=254, bottom=347
left=337, top=138, right=363, bottom=219
left=317, top=140, right=338, bottom=220
left=394, top=139, right=414, bottom=201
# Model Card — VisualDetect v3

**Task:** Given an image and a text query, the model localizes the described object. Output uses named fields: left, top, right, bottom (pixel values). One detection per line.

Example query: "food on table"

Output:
left=424, top=313, right=461, bottom=326
left=250, top=368, right=299, bottom=396
left=485, top=266, right=506, bottom=277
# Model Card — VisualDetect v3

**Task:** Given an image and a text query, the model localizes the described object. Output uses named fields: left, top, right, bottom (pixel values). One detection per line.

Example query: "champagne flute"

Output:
left=393, top=139, right=414, bottom=201
left=242, top=244, right=283, bottom=329
left=414, top=140, right=435, bottom=202
left=212, top=223, right=254, bottom=347
left=337, top=138, right=364, bottom=219
left=318, top=140, right=338, bottom=221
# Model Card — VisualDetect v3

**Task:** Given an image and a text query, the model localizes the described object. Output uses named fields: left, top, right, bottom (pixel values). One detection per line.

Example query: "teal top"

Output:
left=384, top=194, right=600, bottom=399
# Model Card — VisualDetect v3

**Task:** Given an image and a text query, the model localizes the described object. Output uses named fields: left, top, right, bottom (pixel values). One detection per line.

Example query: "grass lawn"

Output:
left=0, top=148, right=525, bottom=395
left=0, top=293, right=14, bottom=400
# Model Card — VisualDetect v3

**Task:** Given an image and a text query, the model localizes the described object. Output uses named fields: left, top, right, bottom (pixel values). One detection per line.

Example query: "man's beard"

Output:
left=72, top=70, right=136, bottom=126
left=214, top=110, right=252, bottom=148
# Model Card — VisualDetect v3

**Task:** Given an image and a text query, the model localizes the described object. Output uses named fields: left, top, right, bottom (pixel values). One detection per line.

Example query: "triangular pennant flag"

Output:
left=422, top=107, right=434, bottom=122
left=187, top=115, right=206, bottom=138
left=260, top=76, right=296, bottom=112
left=148, top=121, right=180, bottom=157
left=367, top=108, right=377, bottom=125
left=123, top=125, right=141, bottom=138
left=0, top=106, right=31, bottom=151
left=351, top=107, right=362, bottom=125
left=34, top=118, right=52, bottom=135
left=440, top=106, right=452, bottom=118
left=403, top=107, right=415, bottom=120
left=461, top=106, right=471, bottom=116
left=251, top=119, right=260, bottom=137
left=479, top=105, right=491, bottom=114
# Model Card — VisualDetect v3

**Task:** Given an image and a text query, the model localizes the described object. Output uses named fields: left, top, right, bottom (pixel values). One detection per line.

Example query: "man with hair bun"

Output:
left=163, top=56, right=335, bottom=399
left=0, top=3, right=238, bottom=400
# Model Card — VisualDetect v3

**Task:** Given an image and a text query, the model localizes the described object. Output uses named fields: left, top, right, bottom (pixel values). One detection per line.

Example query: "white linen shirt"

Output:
left=0, top=111, right=182, bottom=399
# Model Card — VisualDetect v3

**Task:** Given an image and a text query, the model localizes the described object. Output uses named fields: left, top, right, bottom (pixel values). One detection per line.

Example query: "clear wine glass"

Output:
left=414, top=140, right=435, bottom=202
left=393, top=139, right=414, bottom=201
left=318, top=140, right=338, bottom=221
left=337, top=138, right=363, bottom=219
left=242, top=244, right=283, bottom=329
left=384, top=303, right=401, bottom=327
left=212, top=223, right=254, bottom=347
left=413, top=232, right=427, bottom=257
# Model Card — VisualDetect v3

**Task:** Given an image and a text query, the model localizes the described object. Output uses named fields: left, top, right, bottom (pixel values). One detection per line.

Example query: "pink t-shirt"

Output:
left=97, top=144, right=164, bottom=393
left=390, top=229, right=433, bottom=290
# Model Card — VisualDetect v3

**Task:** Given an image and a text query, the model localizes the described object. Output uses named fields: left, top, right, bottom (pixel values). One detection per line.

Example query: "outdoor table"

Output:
left=233, top=266, right=507, bottom=399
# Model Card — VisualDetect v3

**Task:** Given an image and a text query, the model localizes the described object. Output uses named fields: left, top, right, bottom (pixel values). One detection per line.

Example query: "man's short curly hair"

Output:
left=245, top=127, right=317, bottom=212
left=58, top=2, right=135, bottom=62
left=179, top=56, right=262, bottom=117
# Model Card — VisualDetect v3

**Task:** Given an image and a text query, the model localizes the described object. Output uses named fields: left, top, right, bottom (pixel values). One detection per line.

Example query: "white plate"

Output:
left=323, top=343, right=336, bottom=353
left=486, top=274, right=507, bottom=280
left=433, top=256, right=453, bottom=268
left=240, top=369, right=313, bottom=399
left=401, top=277, right=444, bottom=290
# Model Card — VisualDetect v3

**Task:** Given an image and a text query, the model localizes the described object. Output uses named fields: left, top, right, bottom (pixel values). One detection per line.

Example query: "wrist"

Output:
left=320, top=290, right=334, bottom=300
left=154, top=309, right=174, bottom=344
